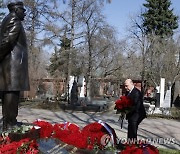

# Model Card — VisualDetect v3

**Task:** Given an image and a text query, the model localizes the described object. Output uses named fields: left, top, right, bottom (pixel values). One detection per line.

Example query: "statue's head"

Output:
left=7, top=1, right=26, bottom=21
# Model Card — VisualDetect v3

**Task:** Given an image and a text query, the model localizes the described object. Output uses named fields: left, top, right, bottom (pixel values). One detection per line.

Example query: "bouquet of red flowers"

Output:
left=121, top=142, right=159, bottom=154
left=115, top=95, right=133, bottom=112
left=114, top=95, right=133, bottom=128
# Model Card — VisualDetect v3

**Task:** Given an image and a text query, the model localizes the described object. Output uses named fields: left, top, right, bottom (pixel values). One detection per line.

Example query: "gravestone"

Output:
left=163, top=82, right=171, bottom=108
left=172, top=80, right=180, bottom=107
left=70, top=80, right=78, bottom=105
left=155, top=86, right=160, bottom=107
left=68, top=76, right=75, bottom=96
left=78, top=76, right=86, bottom=98
left=160, top=78, right=165, bottom=107
left=154, top=79, right=165, bottom=114
left=59, top=76, right=112, bottom=112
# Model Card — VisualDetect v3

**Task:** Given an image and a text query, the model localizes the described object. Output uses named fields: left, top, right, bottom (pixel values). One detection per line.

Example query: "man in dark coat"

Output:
left=0, top=2, right=29, bottom=130
left=124, top=79, right=146, bottom=140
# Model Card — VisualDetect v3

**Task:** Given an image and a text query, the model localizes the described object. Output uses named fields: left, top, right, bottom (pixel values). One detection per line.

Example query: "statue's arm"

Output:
left=5, top=17, right=21, bottom=48
left=0, top=17, right=21, bottom=61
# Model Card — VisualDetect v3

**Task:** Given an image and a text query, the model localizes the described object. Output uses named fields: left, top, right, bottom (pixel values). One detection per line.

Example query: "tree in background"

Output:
left=0, top=0, right=5, bottom=22
left=76, top=0, right=117, bottom=99
left=142, top=0, right=179, bottom=87
left=126, top=0, right=179, bottom=95
left=142, top=0, right=178, bottom=37
left=21, top=0, right=61, bottom=95
left=48, top=37, right=71, bottom=78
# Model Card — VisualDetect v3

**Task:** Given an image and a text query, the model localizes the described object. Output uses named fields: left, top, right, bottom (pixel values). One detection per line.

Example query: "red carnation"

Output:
left=33, top=120, right=53, bottom=138
left=114, top=95, right=133, bottom=113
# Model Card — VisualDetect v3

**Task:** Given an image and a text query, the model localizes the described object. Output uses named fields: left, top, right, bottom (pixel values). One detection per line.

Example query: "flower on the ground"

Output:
left=82, top=121, right=117, bottom=150
left=33, top=120, right=53, bottom=138
left=0, top=120, right=159, bottom=154
left=52, top=122, right=87, bottom=148
left=120, top=143, right=159, bottom=154
left=52, top=121, right=113, bottom=149
left=82, top=122, right=106, bottom=149
left=0, top=138, right=38, bottom=154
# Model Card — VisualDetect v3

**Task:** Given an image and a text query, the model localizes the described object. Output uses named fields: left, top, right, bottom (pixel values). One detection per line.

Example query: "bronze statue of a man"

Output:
left=0, top=2, right=29, bottom=130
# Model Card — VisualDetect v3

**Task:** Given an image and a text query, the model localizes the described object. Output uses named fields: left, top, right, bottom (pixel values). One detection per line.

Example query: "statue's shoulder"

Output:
left=8, top=13, right=20, bottom=24
left=1, top=13, right=17, bottom=25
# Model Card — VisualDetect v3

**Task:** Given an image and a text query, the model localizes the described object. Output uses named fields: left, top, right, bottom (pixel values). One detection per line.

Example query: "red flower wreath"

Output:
left=52, top=122, right=87, bottom=148
left=0, top=120, right=159, bottom=153
left=82, top=122, right=106, bottom=149
left=33, top=120, right=53, bottom=138
left=120, top=143, right=159, bottom=154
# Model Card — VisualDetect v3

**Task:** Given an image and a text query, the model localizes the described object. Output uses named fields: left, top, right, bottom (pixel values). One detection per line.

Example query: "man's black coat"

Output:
left=126, top=87, right=146, bottom=123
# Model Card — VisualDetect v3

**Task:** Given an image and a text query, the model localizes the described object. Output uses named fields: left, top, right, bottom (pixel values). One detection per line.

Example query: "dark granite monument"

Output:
left=70, top=80, right=78, bottom=105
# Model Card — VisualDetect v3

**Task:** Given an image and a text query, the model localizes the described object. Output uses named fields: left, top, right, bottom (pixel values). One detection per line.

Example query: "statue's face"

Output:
left=15, top=7, right=26, bottom=21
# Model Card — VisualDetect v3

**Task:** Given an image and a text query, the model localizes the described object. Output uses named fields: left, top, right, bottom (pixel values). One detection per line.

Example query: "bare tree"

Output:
left=125, top=13, right=152, bottom=93
left=128, top=11, right=180, bottom=93
left=75, top=0, right=114, bottom=99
